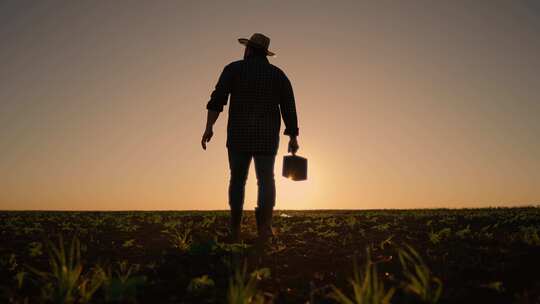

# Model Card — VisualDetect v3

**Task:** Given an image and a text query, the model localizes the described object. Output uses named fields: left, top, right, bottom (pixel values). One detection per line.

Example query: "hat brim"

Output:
left=238, top=38, right=275, bottom=56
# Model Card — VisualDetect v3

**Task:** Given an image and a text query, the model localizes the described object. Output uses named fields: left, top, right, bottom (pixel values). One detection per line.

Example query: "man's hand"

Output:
left=288, top=136, right=299, bottom=155
left=201, top=128, right=213, bottom=150
left=202, top=110, right=220, bottom=151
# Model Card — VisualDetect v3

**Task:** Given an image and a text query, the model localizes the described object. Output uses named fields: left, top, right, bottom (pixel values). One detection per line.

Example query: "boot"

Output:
left=230, top=209, right=242, bottom=243
left=254, top=207, right=262, bottom=235
left=256, top=207, right=274, bottom=242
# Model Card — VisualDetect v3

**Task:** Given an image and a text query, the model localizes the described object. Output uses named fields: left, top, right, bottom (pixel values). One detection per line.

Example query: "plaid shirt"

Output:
left=206, top=55, right=299, bottom=153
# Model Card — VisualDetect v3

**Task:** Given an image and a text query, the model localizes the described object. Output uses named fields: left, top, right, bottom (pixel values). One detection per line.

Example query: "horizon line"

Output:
left=1, top=205, right=539, bottom=212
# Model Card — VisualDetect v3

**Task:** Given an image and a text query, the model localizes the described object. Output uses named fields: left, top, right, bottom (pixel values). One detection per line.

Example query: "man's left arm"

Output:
left=279, top=75, right=300, bottom=154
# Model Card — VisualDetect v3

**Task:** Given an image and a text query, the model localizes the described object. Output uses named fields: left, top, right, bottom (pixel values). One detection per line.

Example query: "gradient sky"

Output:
left=1, top=1, right=539, bottom=210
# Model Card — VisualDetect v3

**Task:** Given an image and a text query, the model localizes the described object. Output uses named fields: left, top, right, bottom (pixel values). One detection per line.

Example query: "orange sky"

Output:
left=1, top=1, right=539, bottom=210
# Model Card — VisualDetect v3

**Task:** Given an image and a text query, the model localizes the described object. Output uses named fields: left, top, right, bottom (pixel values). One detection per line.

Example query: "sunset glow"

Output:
left=1, top=1, right=539, bottom=210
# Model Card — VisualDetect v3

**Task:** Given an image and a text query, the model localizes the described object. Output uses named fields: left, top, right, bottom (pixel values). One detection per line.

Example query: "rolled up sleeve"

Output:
left=206, top=64, right=233, bottom=112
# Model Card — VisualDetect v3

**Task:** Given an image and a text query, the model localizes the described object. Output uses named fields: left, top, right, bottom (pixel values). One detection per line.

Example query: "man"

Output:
left=201, top=33, right=299, bottom=243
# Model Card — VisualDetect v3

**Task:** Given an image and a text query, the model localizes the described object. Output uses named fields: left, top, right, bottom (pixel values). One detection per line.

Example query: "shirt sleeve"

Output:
left=280, top=74, right=299, bottom=136
left=206, top=64, right=233, bottom=112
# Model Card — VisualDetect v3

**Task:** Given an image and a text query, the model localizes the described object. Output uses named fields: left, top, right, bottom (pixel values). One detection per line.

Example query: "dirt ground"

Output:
left=1, top=208, right=539, bottom=303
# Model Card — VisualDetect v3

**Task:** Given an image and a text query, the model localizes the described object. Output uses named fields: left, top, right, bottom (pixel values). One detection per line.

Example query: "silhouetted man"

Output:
left=202, top=33, right=299, bottom=243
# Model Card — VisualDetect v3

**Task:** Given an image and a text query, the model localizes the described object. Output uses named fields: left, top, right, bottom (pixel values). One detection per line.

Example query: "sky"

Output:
left=1, top=0, right=539, bottom=210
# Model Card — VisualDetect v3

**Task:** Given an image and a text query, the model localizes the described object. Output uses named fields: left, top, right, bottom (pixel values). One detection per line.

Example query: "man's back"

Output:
left=202, top=33, right=299, bottom=243
left=206, top=54, right=298, bottom=153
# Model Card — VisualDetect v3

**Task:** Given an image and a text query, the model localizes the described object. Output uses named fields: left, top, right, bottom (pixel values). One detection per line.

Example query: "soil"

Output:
left=1, top=208, right=539, bottom=303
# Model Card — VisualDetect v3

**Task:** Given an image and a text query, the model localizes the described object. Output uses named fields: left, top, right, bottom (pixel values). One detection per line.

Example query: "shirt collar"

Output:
left=246, top=54, right=269, bottom=63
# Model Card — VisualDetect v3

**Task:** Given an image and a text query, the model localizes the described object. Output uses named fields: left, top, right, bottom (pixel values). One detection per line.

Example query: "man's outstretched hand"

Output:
left=288, top=137, right=299, bottom=155
left=201, top=128, right=213, bottom=150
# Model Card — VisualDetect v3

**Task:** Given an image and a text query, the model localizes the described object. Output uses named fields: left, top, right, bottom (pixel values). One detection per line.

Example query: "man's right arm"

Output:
left=206, top=64, right=234, bottom=113
left=202, top=64, right=233, bottom=150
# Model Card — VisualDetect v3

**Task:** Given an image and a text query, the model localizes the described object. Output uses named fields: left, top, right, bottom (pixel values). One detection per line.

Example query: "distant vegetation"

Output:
left=1, top=207, right=539, bottom=303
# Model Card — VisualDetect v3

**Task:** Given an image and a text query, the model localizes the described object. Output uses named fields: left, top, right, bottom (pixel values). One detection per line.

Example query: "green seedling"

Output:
left=162, top=227, right=192, bottom=251
left=398, top=244, right=442, bottom=303
left=329, top=247, right=395, bottom=304
left=227, top=262, right=268, bottom=304
left=96, top=260, right=146, bottom=303
left=187, top=274, right=215, bottom=293
left=26, top=235, right=104, bottom=303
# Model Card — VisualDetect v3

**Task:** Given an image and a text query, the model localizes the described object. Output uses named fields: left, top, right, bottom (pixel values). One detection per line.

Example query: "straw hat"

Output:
left=238, top=33, right=275, bottom=56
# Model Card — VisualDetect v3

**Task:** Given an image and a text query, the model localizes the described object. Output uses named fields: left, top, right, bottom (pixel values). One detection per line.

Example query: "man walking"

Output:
left=201, top=33, right=299, bottom=243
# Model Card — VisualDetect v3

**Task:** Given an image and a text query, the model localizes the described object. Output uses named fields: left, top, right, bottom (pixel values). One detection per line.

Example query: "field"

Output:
left=1, top=208, right=539, bottom=303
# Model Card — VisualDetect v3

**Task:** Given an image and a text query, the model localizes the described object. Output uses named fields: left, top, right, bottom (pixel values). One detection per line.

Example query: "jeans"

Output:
left=227, top=149, right=276, bottom=213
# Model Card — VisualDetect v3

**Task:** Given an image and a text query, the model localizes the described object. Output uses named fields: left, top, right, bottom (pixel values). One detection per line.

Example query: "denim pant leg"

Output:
left=228, top=150, right=252, bottom=212
left=253, top=153, right=276, bottom=210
